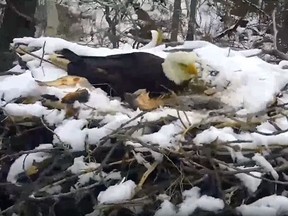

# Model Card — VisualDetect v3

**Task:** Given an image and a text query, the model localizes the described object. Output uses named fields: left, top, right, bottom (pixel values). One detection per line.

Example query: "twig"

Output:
left=261, top=8, right=288, bottom=60
left=30, top=180, right=102, bottom=201
left=176, top=109, right=188, bottom=129
left=88, top=111, right=147, bottom=156
left=116, top=135, right=164, bottom=154
left=16, top=47, right=60, bottom=68
left=240, top=0, right=270, bottom=18
left=214, top=158, right=288, bottom=185
left=39, top=41, right=46, bottom=67
left=206, top=151, right=227, bottom=204
left=262, top=47, right=288, bottom=61
left=272, top=8, right=278, bottom=50
left=136, top=161, right=158, bottom=190
left=0, top=148, right=64, bottom=162
left=95, top=196, right=152, bottom=209
left=40, top=115, right=67, bottom=148
left=100, top=142, right=119, bottom=168
left=253, top=127, right=288, bottom=136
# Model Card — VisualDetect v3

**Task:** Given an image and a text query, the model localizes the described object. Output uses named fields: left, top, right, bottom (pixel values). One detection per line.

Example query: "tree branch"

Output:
left=6, top=0, right=36, bottom=23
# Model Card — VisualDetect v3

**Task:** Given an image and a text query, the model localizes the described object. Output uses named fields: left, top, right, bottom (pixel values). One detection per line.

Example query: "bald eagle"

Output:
left=49, top=49, right=201, bottom=98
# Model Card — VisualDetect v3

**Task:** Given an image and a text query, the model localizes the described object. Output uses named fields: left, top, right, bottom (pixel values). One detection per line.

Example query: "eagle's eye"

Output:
left=178, top=63, right=198, bottom=76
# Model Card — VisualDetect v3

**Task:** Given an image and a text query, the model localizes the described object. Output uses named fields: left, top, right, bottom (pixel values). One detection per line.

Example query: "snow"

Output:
left=154, top=200, right=177, bottom=216
left=67, top=156, right=121, bottom=190
left=178, top=187, right=224, bottom=215
left=7, top=144, right=53, bottom=183
left=53, top=119, right=87, bottom=151
left=194, top=44, right=288, bottom=114
left=80, top=89, right=125, bottom=113
left=85, top=113, right=131, bottom=145
left=67, top=156, right=98, bottom=174
left=68, top=156, right=100, bottom=186
left=252, top=153, right=279, bottom=180
left=139, top=122, right=183, bottom=148
left=0, top=72, right=40, bottom=102
left=196, top=195, right=225, bottom=212
left=194, top=126, right=237, bottom=145
left=43, top=185, right=62, bottom=195
left=237, top=195, right=288, bottom=216
left=194, top=118, right=288, bottom=150
left=154, top=187, right=224, bottom=216
left=43, top=109, right=66, bottom=125
left=220, top=164, right=262, bottom=193
left=97, top=180, right=137, bottom=204
left=235, top=169, right=262, bottom=193
left=4, top=102, right=47, bottom=117
left=8, top=64, right=26, bottom=73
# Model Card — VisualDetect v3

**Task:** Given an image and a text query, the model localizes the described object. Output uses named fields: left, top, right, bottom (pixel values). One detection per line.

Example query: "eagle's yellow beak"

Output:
left=179, top=63, right=198, bottom=76
left=186, top=63, right=198, bottom=76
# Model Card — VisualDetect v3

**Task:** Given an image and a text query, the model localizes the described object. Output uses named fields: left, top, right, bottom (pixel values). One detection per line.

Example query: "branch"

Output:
left=240, top=0, right=270, bottom=19
left=214, top=18, right=245, bottom=40
left=272, top=8, right=278, bottom=49
left=6, top=0, right=37, bottom=23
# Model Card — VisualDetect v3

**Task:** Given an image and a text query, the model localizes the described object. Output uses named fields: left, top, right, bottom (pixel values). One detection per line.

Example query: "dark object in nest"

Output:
left=61, top=89, right=90, bottom=104
left=41, top=94, right=60, bottom=101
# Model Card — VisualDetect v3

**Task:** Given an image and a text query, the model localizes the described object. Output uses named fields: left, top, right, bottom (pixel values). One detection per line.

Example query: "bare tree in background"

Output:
left=104, top=5, right=120, bottom=48
left=34, top=0, right=59, bottom=37
left=170, top=0, right=181, bottom=41
left=0, top=0, right=37, bottom=72
left=186, top=0, right=197, bottom=40
left=276, top=1, right=288, bottom=53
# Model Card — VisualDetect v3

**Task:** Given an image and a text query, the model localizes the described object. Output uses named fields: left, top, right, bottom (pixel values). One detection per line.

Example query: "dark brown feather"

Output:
left=59, top=49, right=185, bottom=98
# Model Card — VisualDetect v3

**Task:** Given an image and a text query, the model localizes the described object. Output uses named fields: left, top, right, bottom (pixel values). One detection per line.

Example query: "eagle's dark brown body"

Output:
left=58, top=49, right=185, bottom=98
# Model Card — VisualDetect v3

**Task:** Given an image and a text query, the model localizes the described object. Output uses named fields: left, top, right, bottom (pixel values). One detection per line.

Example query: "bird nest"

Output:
left=1, top=37, right=288, bottom=216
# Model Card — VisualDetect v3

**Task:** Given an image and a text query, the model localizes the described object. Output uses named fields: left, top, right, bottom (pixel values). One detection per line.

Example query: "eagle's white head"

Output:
left=162, top=51, right=202, bottom=85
